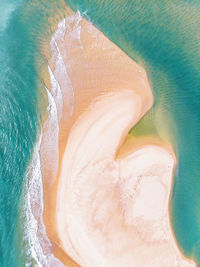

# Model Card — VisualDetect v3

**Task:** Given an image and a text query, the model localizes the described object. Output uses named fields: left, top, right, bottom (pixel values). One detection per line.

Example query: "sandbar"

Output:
left=40, top=9, right=195, bottom=267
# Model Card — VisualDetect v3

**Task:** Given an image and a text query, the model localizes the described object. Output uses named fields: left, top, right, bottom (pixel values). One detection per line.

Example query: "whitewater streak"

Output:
left=18, top=85, right=64, bottom=266
left=18, top=16, right=78, bottom=266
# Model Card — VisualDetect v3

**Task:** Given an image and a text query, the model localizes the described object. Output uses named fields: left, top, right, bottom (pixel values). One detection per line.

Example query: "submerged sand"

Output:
left=40, top=9, right=195, bottom=267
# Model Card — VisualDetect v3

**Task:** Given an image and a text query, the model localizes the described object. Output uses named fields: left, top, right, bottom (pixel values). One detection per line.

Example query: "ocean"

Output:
left=0, top=0, right=200, bottom=266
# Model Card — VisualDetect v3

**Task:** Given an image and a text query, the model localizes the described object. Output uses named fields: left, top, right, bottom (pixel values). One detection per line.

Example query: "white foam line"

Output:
left=20, top=131, right=66, bottom=267
left=48, top=65, right=63, bottom=122
left=20, top=11, right=83, bottom=266
left=20, top=82, right=66, bottom=265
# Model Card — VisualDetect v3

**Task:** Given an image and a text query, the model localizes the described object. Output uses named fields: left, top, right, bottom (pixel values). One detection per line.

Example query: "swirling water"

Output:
left=1, top=0, right=200, bottom=266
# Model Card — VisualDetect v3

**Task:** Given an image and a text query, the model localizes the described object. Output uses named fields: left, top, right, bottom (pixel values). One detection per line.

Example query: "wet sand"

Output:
left=40, top=9, right=195, bottom=267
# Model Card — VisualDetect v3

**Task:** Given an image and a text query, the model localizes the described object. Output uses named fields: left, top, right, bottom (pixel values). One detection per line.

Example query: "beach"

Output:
left=40, top=9, right=195, bottom=266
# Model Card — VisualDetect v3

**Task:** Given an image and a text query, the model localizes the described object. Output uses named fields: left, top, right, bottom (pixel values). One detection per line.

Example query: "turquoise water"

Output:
left=0, top=2, right=38, bottom=266
left=0, top=1, right=63, bottom=266
left=1, top=0, right=200, bottom=266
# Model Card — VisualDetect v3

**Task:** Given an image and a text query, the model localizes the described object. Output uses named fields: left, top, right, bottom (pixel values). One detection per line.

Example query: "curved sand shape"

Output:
left=56, top=90, right=194, bottom=267
left=42, top=10, right=195, bottom=267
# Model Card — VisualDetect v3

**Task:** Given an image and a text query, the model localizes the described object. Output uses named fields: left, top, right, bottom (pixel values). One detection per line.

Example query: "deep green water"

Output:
left=0, top=2, right=38, bottom=266
left=0, top=1, right=65, bottom=266
left=1, top=0, right=200, bottom=266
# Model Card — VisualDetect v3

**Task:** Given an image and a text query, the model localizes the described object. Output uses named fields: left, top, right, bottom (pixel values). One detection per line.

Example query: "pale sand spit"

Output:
left=40, top=9, right=195, bottom=267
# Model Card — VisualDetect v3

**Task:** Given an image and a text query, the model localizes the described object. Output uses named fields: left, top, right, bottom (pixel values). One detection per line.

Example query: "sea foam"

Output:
left=20, top=131, right=65, bottom=267
left=19, top=68, right=65, bottom=267
left=19, top=13, right=82, bottom=267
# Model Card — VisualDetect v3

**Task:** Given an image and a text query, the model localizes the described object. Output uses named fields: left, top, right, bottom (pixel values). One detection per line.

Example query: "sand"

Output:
left=40, top=9, right=195, bottom=267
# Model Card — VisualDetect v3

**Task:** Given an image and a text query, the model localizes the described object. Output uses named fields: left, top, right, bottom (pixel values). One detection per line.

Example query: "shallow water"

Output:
left=1, top=0, right=200, bottom=266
